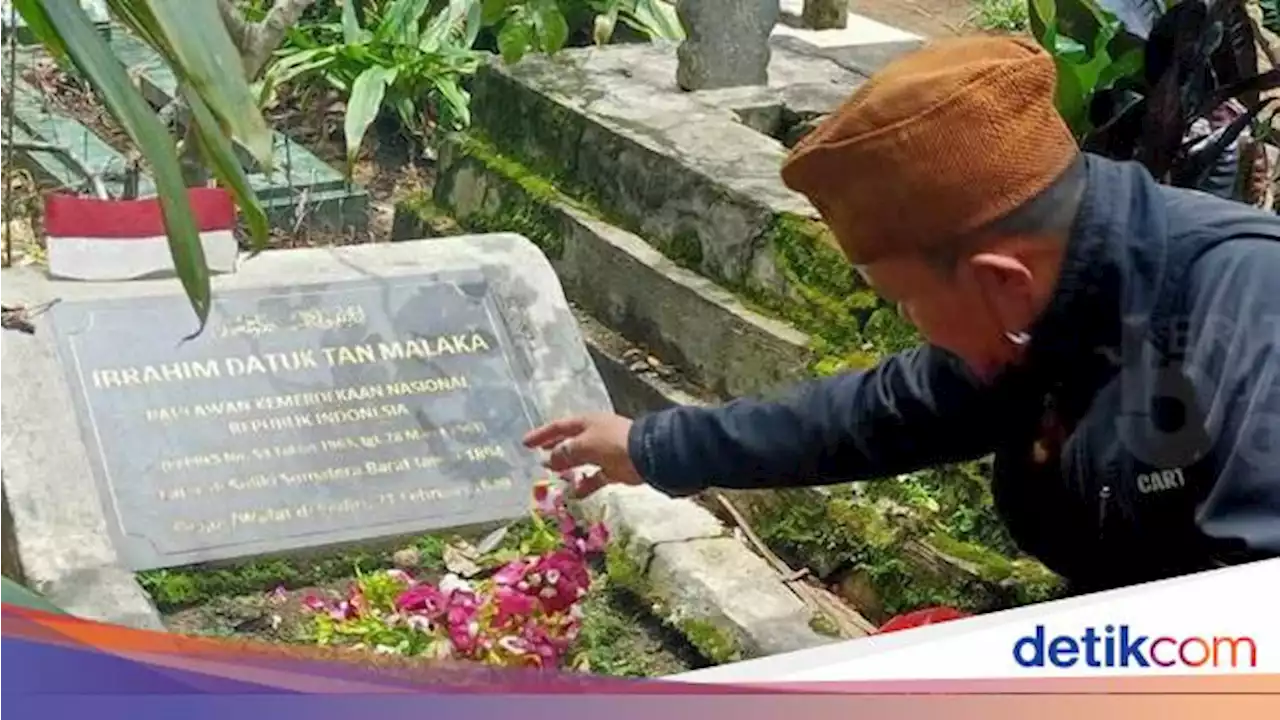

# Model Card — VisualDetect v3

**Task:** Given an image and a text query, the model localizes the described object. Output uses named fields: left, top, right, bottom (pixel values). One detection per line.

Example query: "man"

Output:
left=522, top=37, right=1280, bottom=593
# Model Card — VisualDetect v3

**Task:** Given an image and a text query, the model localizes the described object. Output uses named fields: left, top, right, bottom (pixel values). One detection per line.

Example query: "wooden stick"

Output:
left=710, top=491, right=877, bottom=638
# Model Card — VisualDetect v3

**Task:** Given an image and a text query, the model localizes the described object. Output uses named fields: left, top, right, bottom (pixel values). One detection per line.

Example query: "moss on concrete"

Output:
left=664, top=228, right=705, bottom=271
left=678, top=618, right=744, bottom=664
left=808, top=611, right=843, bottom=638
left=860, top=552, right=977, bottom=617
left=603, top=540, right=649, bottom=597
left=925, top=532, right=1018, bottom=583
left=738, top=485, right=1061, bottom=619
left=426, top=132, right=901, bottom=375
left=602, top=535, right=748, bottom=664
left=741, top=214, right=872, bottom=368
left=428, top=134, right=578, bottom=259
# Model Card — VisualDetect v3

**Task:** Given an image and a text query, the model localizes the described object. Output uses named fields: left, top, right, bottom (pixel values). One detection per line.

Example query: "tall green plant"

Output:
left=13, top=0, right=275, bottom=329
left=1027, top=0, right=1150, bottom=137
left=483, top=0, right=682, bottom=64
left=261, top=0, right=484, bottom=167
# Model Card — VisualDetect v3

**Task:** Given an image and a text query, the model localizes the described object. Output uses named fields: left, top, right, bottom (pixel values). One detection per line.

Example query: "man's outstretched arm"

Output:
left=626, top=344, right=1005, bottom=497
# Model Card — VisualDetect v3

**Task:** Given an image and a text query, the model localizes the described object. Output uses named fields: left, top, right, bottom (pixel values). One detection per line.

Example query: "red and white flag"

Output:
left=44, top=188, right=240, bottom=281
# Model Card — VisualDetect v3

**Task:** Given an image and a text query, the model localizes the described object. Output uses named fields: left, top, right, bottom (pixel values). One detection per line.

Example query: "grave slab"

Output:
left=770, top=33, right=923, bottom=76
left=773, top=3, right=921, bottom=47
left=10, top=76, right=156, bottom=199
left=427, top=138, right=815, bottom=400
left=1, top=235, right=612, bottom=622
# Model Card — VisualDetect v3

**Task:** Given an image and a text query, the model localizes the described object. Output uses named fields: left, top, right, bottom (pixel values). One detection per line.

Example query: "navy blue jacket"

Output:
left=627, top=154, right=1280, bottom=592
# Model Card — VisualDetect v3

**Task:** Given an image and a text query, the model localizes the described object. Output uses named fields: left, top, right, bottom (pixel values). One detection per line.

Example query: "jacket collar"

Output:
left=1020, top=154, right=1171, bottom=382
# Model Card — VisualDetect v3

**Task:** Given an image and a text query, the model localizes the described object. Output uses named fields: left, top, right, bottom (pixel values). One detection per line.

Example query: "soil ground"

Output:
left=850, top=0, right=985, bottom=38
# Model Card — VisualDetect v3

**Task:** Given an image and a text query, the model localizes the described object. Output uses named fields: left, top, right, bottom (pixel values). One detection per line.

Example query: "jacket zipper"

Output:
left=1097, top=485, right=1113, bottom=542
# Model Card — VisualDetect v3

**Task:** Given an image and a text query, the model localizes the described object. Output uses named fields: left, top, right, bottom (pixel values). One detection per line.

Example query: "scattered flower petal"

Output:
left=438, top=573, right=473, bottom=596
left=296, top=481, right=606, bottom=669
left=385, top=569, right=415, bottom=586
left=395, top=585, right=446, bottom=617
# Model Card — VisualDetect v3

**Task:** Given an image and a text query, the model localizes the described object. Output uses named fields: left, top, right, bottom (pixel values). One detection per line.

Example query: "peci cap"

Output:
left=780, top=36, right=1080, bottom=265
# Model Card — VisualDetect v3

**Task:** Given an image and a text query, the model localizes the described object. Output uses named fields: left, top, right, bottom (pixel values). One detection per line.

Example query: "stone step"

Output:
left=101, top=29, right=369, bottom=233
left=407, top=133, right=816, bottom=401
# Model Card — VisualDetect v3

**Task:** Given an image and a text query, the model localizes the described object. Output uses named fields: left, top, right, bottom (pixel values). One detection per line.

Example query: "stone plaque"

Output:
left=49, top=272, right=550, bottom=570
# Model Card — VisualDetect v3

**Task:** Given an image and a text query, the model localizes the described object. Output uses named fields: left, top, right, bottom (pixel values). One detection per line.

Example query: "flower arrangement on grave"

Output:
left=299, top=481, right=609, bottom=669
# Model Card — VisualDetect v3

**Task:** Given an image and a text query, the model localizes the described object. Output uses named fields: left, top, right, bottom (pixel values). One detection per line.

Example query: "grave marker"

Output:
left=51, top=273, right=550, bottom=569
left=1, top=235, right=614, bottom=625
left=676, top=0, right=779, bottom=91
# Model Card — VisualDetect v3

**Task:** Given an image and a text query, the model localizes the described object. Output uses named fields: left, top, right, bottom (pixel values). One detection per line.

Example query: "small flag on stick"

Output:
left=44, top=188, right=240, bottom=281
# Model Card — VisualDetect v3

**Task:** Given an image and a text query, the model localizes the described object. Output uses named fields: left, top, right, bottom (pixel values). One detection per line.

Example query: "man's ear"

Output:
left=968, top=253, right=1034, bottom=291
left=966, top=252, right=1037, bottom=329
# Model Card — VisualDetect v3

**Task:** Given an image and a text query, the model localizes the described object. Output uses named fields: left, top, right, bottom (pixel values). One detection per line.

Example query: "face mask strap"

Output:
left=1004, top=330, right=1032, bottom=346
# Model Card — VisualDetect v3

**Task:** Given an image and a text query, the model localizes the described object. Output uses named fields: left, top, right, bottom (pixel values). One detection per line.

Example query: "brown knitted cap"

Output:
left=780, top=36, right=1080, bottom=265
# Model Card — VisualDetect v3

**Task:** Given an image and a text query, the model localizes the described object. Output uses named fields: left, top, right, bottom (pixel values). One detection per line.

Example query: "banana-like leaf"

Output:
left=626, top=0, right=685, bottom=40
left=530, top=0, right=568, bottom=54
left=420, top=0, right=479, bottom=52
left=593, top=8, right=619, bottom=46
left=342, top=0, right=371, bottom=44
left=142, top=0, right=275, bottom=171
left=10, top=0, right=68, bottom=55
left=482, top=0, right=511, bottom=26
left=16, top=0, right=212, bottom=330
left=344, top=65, right=399, bottom=167
left=379, top=0, right=433, bottom=45
left=464, top=0, right=483, bottom=47
left=259, top=46, right=337, bottom=105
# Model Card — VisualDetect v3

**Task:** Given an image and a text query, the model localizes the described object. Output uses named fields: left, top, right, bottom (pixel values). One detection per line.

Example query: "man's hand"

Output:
left=522, top=413, right=643, bottom=498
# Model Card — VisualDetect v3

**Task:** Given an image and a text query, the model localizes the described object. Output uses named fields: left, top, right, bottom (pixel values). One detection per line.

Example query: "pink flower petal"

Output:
left=493, top=559, right=528, bottom=586
left=395, top=585, right=447, bottom=617
left=385, top=569, right=414, bottom=586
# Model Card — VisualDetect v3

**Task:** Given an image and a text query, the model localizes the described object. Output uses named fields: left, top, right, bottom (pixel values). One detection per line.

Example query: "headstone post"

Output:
left=676, top=0, right=780, bottom=91
left=802, top=0, right=848, bottom=30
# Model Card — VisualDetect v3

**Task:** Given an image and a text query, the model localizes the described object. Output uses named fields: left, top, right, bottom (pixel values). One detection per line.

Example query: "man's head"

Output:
left=780, top=37, right=1084, bottom=381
